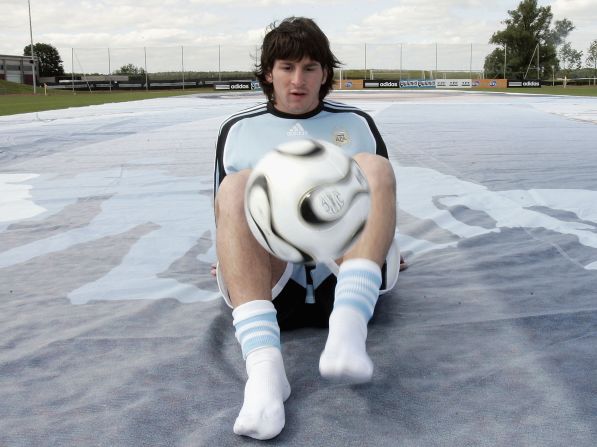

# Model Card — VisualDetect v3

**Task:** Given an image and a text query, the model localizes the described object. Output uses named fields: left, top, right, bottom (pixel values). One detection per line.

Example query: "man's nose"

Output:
left=291, top=69, right=305, bottom=85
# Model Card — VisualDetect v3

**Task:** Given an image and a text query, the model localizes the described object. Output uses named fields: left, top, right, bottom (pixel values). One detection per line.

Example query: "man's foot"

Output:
left=319, top=308, right=373, bottom=383
left=234, top=347, right=291, bottom=440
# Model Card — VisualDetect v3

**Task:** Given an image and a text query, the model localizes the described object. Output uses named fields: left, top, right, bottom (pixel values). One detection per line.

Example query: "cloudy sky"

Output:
left=1, top=0, right=595, bottom=72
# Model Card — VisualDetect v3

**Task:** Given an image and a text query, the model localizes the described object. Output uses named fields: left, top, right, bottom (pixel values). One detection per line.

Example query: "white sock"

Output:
left=319, top=259, right=381, bottom=383
left=232, top=301, right=290, bottom=440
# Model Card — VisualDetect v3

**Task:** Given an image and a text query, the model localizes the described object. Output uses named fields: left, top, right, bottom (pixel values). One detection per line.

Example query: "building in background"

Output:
left=0, top=54, right=38, bottom=84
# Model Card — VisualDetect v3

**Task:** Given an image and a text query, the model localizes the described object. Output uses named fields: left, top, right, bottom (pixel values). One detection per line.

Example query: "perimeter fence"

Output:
left=51, top=43, right=503, bottom=86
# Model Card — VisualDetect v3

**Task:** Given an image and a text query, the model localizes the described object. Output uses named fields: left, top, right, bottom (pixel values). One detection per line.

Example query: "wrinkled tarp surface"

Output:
left=1, top=90, right=596, bottom=446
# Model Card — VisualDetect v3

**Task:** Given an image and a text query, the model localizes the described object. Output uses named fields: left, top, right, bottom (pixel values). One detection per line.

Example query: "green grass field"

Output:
left=0, top=80, right=211, bottom=116
left=1, top=79, right=596, bottom=117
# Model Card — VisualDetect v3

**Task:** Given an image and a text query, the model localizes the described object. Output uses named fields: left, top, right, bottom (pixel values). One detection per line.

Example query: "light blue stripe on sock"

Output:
left=336, top=282, right=379, bottom=299
left=234, top=310, right=280, bottom=359
left=241, top=334, right=281, bottom=359
left=334, top=297, right=375, bottom=320
left=236, top=324, right=280, bottom=342
left=233, top=311, right=277, bottom=329
left=334, top=266, right=382, bottom=322
left=338, top=269, right=381, bottom=285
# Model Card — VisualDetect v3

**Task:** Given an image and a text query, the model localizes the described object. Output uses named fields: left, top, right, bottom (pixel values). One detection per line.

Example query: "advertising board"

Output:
left=473, top=79, right=508, bottom=88
left=363, top=80, right=400, bottom=89
left=507, top=80, right=541, bottom=88
left=398, top=80, right=435, bottom=89
left=213, top=81, right=252, bottom=90
left=334, top=79, right=364, bottom=90
left=435, top=79, right=472, bottom=89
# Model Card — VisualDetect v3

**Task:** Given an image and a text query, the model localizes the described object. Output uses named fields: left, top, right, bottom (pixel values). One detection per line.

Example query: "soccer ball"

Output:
left=244, top=139, right=371, bottom=263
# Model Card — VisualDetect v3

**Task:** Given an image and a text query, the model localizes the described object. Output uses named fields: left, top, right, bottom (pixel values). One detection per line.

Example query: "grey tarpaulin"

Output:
left=1, top=90, right=596, bottom=446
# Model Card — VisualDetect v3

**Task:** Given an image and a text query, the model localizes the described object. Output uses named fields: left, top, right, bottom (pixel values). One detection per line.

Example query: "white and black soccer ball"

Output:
left=244, top=139, right=371, bottom=263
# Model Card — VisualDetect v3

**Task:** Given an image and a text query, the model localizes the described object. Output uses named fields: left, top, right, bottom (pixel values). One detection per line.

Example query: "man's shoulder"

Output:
left=220, top=102, right=270, bottom=130
left=322, top=99, right=367, bottom=115
left=321, top=99, right=378, bottom=125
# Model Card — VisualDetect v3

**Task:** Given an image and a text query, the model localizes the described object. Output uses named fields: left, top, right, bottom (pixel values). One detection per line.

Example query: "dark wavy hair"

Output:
left=255, top=17, right=341, bottom=102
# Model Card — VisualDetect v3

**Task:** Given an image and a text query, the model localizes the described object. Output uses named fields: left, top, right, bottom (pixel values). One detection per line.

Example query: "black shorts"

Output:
left=272, top=261, right=394, bottom=330
left=272, top=274, right=337, bottom=330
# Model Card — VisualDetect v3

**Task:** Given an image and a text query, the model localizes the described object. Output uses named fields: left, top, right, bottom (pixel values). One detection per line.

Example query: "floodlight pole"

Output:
left=108, top=48, right=112, bottom=92
left=400, top=43, right=403, bottom=81
left=364, top=43, right=367, bottom=80
left=503, top=44, right=507, bottom=79
left=470, top=43, right=473, bottom=80
left=537, top=44, right=540, bottom=80
left=28, top=0, right=37, bottom=94
left=71, top=48, right=75, bottom=94
left=144, top=47, right=149, bottom=91
left=181, top=46, right=185, bottom=91
left=435, top=43, right=438, bottom=79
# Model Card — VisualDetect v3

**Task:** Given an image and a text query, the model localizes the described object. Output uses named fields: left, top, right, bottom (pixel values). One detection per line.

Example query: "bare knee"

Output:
left=215, top=170, right=251, bottom=223
left=353, top=153, right=396, bottom=195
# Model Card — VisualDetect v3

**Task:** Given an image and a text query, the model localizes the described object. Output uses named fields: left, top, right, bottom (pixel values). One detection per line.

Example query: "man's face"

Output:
left=266, top=57, right=327, bottom=115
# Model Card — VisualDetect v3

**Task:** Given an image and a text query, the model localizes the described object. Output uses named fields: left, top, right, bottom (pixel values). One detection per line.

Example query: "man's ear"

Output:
left=321, top=67, right=328, bottom=85
left=265, top=72, right=273, bottom=83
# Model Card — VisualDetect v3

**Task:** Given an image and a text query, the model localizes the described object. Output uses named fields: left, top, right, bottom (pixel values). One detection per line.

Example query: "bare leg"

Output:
left=344, top=153, right=396, bottom=266
left=215, top=170, right=290, bottom=439
left=215, top=170, right=287, bottom=307
left=320, top=154, right=396, bottom=382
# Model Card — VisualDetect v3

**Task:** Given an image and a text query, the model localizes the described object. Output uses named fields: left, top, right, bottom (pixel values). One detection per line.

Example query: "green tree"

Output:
left=586, top=40, right=597, bottom=83
left=559, top=42, right=583, bottom=75
left=547, top=18, right=575, bottom=47
left=23, top=42, right=65, bottom=77
left=484, top=0, right=572, bottom=79
left=113, top=63, right=145, bottom=75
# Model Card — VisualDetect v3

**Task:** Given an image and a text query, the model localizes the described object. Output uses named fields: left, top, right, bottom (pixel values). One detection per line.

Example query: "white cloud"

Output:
left=189, top=0, right=322, bottom=4
left=551, top=0, right=597, bottom=51
left=32, top=2, right=221, bottom=34
left=343, top=0, right=495, bottom=44
left=1, top=0, right=594, bottom=64
left=551, top=0, right=597, bottom=17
